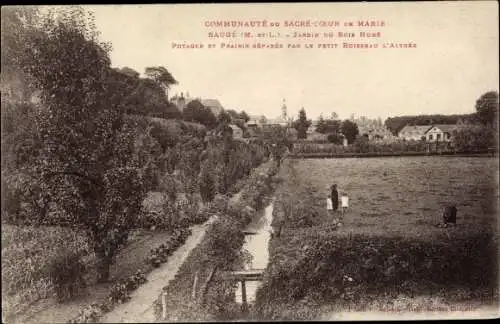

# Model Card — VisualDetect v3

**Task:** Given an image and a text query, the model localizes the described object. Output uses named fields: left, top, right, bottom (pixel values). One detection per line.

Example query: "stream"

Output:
left=235, top=199, right=274, bottom=305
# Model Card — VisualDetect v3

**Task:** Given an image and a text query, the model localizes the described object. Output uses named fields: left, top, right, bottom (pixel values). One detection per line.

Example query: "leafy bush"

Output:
left=327, top=133, right=343, bottom=144
left=48, top=251, right=87, bottom=302
left=256, top=231, right=497, bottom=318
left=199, top=167, right=216, bottom=203
left=146, top=229, right=191, bottom=267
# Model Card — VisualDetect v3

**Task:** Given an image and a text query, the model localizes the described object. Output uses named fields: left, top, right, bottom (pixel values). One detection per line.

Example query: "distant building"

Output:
left=246, top=115, right=267, bottom=128
left=170, top=92, right=224, bottom=117
left=398, top=125, right=432, bottom=141
left=358, top=125, right=395, bottom=141
left=266, top=99, right=293, bottom=127
left=229, top=124, right=244, bottom=139
left=424, top=124, right=469, bottom=142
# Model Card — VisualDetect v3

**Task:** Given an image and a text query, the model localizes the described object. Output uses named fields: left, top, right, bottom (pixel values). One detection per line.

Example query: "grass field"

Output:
left=254, top=156, right=498, bottom=320
left=287, top=156, right=497, bottom=238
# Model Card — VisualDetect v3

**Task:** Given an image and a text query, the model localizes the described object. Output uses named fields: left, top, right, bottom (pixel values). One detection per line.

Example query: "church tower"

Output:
left=281, top=98, right=288, bottom=121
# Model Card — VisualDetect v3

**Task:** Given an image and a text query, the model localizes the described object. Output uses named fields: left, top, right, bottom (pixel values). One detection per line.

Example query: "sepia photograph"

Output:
left=1, top=2, right=499, bottom=322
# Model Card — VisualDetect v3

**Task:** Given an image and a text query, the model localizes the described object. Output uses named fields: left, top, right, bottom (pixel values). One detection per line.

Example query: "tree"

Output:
left=144, top=66, right=178, bottom=101
left=1, top=6, right=40, bottom=102
left=239, top=110, right=250, bottom=123
left=316, top=116, right=341, bottom=135
left=20, top=6, right=159, bottom=282
left=116, top=66, right=140, bottom=78
left=475, top=91, right=499, bottom=127
left=327, top=133, right=343, bottom=145
left=183, top=99, right=217, bottom=129
left=217, top=110, right=232, bottom=125
left=293, top=107, right=312, bottom=139
left=316, top=115, right=326, bottom=133
left=331, top=112, right=339, bottom=120
left=341, top=120, right=359, bottom=144
left=225, top=109, right=240, bottom=121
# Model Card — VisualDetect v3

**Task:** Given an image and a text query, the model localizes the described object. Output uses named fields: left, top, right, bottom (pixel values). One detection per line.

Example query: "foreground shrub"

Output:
left=48, top=251, right=87, bottom=302
left=255, top=231, right=498, bottom=319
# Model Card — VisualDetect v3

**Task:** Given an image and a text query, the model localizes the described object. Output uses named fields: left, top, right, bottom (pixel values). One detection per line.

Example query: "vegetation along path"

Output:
left=99, top=216, right=217, bottom=323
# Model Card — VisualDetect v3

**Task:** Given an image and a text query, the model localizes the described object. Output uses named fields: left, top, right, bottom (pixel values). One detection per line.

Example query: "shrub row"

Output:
left=292, top=140, right=451, bottom=155
left=146, top=228, right=192, bottom=267
left=255, top=231, right=498, bottom=320
left=68, top=228, right=191, bottom=323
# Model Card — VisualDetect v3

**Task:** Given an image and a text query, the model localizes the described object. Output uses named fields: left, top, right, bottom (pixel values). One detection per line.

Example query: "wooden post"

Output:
left=241, top=280, right=248, bottom=313
left=162, top=292, right=167, bottom=320
left=192, top=271, right=199, bottom=300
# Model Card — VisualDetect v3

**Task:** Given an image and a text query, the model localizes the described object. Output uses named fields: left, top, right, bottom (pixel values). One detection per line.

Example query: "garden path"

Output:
left=99, top=216, right=217, bottom=323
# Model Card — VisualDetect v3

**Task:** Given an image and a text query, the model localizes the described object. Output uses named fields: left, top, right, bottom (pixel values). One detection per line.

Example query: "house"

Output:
left=358, top=125, right=395, bottom=141
left=229, top=124, right=244, bottom=139
left=246, top=115, right=267, bottom=128
left=170, top=92, right=224, bottom=116
left=306, top=120, right=319, bottom=134
left=398, top=125, right=432, bottom=141
left=424, top=124, right=469, bottom=142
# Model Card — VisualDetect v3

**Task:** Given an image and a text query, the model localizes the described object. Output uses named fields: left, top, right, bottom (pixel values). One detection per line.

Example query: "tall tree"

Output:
left=144, top=66, right=178, bottom=101
left=183, top=99, right=217, bottom=129
left=293, top=107, right=312, bottom=139
left=20, top=6, right=159, bottom=282
left=238, top=110, right=250, bottom=123
left=475, top=91, right=499, bottom=127
left=316, top=114, right=326, bottom=133
left=341, top=119, right=359, bottom=144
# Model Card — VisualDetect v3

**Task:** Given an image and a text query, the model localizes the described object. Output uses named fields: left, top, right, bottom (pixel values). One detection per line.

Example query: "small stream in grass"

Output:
left=234, top=199, right=274, bottom=305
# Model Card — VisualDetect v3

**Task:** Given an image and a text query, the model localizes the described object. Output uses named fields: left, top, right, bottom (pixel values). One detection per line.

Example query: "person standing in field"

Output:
left=330, top=184, right=339, bottom=212
left=326, top=194, right=333, bottom=218
left=341, top=192, right=349, bottom=217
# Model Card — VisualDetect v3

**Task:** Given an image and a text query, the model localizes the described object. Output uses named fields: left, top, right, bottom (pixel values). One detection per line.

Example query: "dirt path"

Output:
left=99, top=216, right=217, bottom=323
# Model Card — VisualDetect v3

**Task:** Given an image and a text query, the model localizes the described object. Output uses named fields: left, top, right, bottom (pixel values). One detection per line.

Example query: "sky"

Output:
left=85, top=2, right=498, bottom=121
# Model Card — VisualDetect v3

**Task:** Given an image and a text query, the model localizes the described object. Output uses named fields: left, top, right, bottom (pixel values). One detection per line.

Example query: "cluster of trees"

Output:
left=315, top=114, right=359, bottom=144
left=112, top=66, right=181, bottom=119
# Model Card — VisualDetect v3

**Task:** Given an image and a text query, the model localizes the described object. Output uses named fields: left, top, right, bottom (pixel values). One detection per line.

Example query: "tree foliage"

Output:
left=475, top=91, right=499, bottom=127
left=341, top=120, right=359, bottom=144
left=17, top=6, right=160, bottom=282
left=316, top=117, right=341, bottom=135
left=293, top=108, right=312, bottom=139
left=183, top=99, right=217, bottom=129
left=144, top=66, right=178, bottom=99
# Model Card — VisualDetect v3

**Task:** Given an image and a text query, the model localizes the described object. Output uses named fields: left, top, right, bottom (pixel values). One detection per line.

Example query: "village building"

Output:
left=398, top=125, right=432, bottom=141
left=424, top=124, right=469, bottom=142
left=307, top=119, right=319, bottom=135
left=246, top=115, right=267, bottom=128
left=170, top=92, right=224, bottom=117
left=229, top=124, right=244, bottom=139
left=358, top=125, right=396, bottom=141
left=266, top=99, right=293, bottom=127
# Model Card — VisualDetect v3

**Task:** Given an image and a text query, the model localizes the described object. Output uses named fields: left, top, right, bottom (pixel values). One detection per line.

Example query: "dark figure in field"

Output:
left=330, top=184, right=339, bottom=211
left=443, top=205, right=457, bottom=224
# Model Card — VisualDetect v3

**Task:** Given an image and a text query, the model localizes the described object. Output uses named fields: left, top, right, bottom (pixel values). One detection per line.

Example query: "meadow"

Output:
left=254, top=156, right=498, bottom=320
